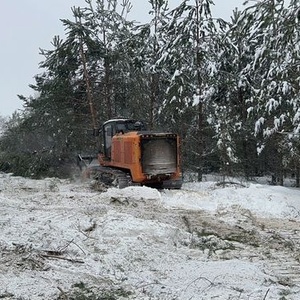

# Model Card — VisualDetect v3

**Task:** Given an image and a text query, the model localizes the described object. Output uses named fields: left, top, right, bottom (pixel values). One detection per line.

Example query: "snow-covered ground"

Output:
left=1, top=173, right=300, bottom=299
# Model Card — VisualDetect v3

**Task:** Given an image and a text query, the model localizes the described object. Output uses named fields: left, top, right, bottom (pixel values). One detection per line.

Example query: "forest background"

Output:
left=0, top=0, right=299, bottom=186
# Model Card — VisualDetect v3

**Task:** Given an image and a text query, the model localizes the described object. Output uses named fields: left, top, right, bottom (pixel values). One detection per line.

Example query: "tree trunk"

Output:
left=104, top=56, right=112, bottom=119
left=149, top=73, right=159, bottom=130
left=77, top=15, right=97, bottom=132
left=195, top=0, right=204, bottom=182
left=296, top=165, right=300, bottom=188
left=197, top=102, right=203, bottom=182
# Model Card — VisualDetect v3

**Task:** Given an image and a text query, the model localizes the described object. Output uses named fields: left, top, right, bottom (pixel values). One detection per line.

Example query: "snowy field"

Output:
left=1, top=173, right=300, bottom=299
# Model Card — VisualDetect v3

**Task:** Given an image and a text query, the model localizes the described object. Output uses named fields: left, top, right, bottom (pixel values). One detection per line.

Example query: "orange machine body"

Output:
left=98, top=119, right=182, bottom=187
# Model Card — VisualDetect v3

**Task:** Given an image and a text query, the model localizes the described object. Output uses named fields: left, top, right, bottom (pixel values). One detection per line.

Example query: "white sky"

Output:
left=0, top=0, right=247, bottom=117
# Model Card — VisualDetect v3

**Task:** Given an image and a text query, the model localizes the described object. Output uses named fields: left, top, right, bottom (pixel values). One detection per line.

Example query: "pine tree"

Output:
left=208, top=7, right=260, bottom=178
left=0, top=0, right=137, bottom=177
left=244, top=0, right=300, bottom=184
left=124, top=0, right=172, bottom=128
left=158, top=0, right=219, bottom=179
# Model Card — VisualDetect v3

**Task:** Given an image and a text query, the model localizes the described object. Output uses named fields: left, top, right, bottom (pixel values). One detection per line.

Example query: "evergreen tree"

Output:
left=208, top=7, right=259, bottom=178
left=1, top=0, right=299, bottom=185
left=158, top=0, right=219, bottom=179
left=124, top=0, right=171, bottom=128
left=0, top=0, right=136, bottom=177
left=244, top=0, right=300, bottom=183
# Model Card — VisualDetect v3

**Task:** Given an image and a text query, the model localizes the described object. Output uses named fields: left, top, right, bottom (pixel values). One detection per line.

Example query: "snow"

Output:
left=293, top=108, right=300, bottom=124
left=255, top=116, right=265, bottom=134
left=282, top=81, right=290, bottom=94
left=1, top=173, right=300, bottom=299
left=163, top=182, right=299, bottom=219
left=170, top=70, right=180, bottom=82
left=266, top=98, right=279, bottom=114
left=253, top=46, right=266, bottom=69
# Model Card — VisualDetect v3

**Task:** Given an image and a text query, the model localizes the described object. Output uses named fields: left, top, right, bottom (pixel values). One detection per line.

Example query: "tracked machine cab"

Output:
left=87, top=119, right=182, bottom=189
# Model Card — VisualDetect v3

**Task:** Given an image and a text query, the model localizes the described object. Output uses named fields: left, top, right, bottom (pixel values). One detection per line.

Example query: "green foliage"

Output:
left=0, top=112, right=77, bottom=178
left=1, top=0, right=300, bottom=184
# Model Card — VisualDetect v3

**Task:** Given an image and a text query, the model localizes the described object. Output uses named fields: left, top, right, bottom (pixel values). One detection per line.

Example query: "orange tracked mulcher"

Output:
left=94, top=118, right=182, bottom=189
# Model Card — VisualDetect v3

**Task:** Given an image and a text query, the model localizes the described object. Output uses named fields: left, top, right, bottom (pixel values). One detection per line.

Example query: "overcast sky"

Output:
left=0, top=0, right=248, bottom=117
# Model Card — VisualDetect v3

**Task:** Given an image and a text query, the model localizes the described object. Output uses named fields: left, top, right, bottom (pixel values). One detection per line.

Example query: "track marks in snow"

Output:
left=1, top=174, right=300, bottom=299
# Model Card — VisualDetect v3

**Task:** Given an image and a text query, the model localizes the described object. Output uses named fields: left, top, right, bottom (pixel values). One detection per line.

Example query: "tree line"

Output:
left=0, top=0, right=299, bottom=186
